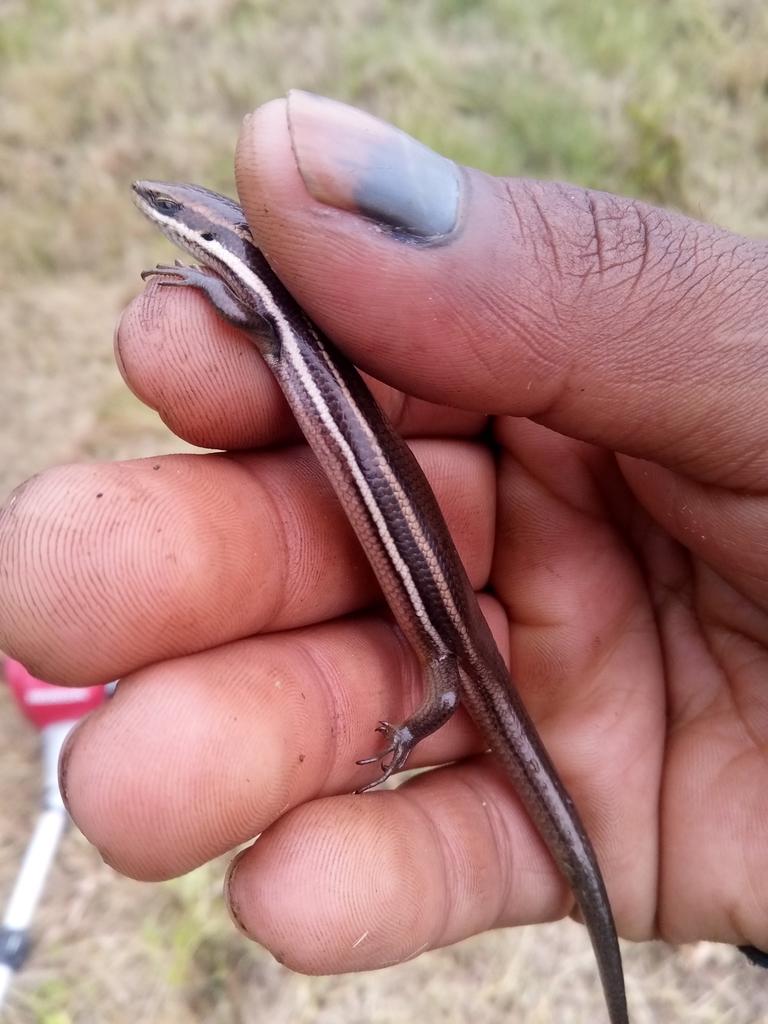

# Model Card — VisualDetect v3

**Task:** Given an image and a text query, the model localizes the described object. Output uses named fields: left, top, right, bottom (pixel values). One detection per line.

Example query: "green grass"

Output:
left=1, top=0, right=768, bottom=280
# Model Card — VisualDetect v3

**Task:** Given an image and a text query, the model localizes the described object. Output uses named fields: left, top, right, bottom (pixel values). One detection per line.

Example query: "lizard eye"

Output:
left=153, top=197, right=182, bottom=216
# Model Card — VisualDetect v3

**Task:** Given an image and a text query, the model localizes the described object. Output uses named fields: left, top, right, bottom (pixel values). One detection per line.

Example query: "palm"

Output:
left=491, top=415, right=768, bottom=947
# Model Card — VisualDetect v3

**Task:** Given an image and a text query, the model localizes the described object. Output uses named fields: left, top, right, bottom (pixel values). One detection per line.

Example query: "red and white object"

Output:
left=4, top=657, right=106, bottom=730
left=0, top=658, right=108, bottom=1012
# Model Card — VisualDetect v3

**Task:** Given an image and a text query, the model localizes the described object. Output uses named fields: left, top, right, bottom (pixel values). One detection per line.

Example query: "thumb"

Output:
left=235, top=91, right=768, bottom=489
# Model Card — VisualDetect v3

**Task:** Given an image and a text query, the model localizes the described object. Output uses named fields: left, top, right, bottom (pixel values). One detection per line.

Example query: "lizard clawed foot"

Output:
left=141, top=262, right=210, bottom=284
left=356, top=721, right=416, bottom=793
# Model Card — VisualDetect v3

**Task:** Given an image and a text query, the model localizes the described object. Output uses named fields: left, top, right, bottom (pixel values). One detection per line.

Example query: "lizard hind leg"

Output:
left=356, top=653, right=463, bottom=792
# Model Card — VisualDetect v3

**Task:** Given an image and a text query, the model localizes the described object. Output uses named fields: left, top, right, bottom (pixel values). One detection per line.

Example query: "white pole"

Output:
left=0, top=721, right=74, bottom=1016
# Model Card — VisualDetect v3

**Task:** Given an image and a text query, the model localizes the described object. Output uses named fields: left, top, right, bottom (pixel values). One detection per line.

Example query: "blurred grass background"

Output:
left=2, top=0, right=768, bottom=1020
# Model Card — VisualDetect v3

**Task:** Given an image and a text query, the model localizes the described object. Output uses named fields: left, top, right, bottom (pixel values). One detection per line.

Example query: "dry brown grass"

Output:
left=3, top=0, right=768, bottom=1020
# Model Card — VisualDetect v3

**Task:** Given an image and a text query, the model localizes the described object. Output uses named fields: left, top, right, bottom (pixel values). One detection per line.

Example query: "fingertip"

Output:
left=238, top=94, right=464, bottom=241
left=223, top=792, right=436, bottom=972
left=235, top=94, right=494, bottom=407
left=115, top=280, right=294, bottom=450
left=235, top=97, right=298, bottom=242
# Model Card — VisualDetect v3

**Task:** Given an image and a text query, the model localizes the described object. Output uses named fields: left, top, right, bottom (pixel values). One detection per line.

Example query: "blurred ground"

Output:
left=2, top=0, right=768, bottom=1021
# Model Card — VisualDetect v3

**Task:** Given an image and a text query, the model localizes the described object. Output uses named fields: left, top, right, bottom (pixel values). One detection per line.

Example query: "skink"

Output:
left=132, top=180, right=629, bottom=1024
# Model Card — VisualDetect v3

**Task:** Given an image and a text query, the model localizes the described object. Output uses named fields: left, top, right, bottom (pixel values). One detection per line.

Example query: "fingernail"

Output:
left=113, top=310, right=128, bottom=382
left=58, top=716, right=88, bottom=813
left=224, top=847, right=252, bottom=937
left=287, top=90, right=460, bottom=239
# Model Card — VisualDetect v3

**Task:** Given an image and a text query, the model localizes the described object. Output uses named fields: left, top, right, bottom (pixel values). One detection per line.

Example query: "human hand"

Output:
left=1, top=91, right=768, bottom=969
